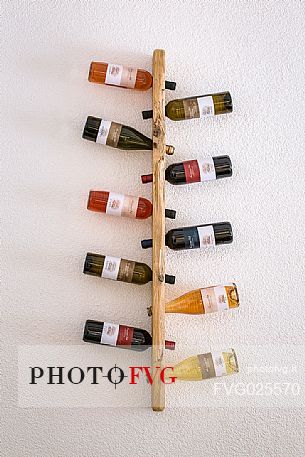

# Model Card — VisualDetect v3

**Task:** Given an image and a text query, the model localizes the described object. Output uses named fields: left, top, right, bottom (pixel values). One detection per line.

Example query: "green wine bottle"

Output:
left=83, top=116, right=174, bottom=154
left=83, top=253, right=175, bottom=285
left=142, top=92, right=232, bottom=121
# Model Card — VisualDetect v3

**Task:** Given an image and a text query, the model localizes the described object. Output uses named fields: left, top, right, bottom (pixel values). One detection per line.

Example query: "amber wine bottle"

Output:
left=142, top=92, right=232, bottom=121
left=88, top=61, right=176, bottom=91
left=83, top=320, right=175, bottom=351
left=83, top=116, right=174, bottom=154
left=141, top=222, right=233, bottom=251
left=148, top=283, right=239, bottom=315
left=166, top=349, right=238, bottom=381
left=83, top=253, right=175, bottom=285
left=141, top=155, right=232, bottom=185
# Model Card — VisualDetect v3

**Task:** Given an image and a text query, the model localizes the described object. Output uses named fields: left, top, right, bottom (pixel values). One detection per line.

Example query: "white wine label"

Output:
left=106, top=193, right=125, bottom=217
left=96, top=120, right=112, bottom=145
left=122, top=195, right=139, bottom=218
left=101, top=256, right=121, bottom=280
left=120, top=66, right=137, bottom=88
left=197, top=96, right=215, bottom=117
left=197, top=157, right=216, bottom=182
left=101, top=322, right=119, bottom=346
left=197, top=225, right=215, bottom=249
left=211, top=351, right=227, bottom=377
left=200, top=285, right=229, bottom=313
left=105, top=63, right=123, bottom=86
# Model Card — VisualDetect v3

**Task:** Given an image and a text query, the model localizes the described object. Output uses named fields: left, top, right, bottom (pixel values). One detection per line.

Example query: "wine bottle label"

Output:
left=101, top=256, right=121, bottom=280
left=117, top=259, right=136, bottom=283
left=120, top=66, right=137, bottom=88
left=197, top=157, right=216, bottom=181
left=183, top=158, right=216, bottom=183
left=197, top=225, right=215, bottom=249
left=106, top=192, right=125, bottom=216
left=200, top=286, right=229, bottom=313
left=197, top=96, right=215, bottom=117
left=198, top=351, right=227, bottom=379
left=182, top=98, right=201, bottom=119
left=96, top=121, right=122, bottom=147
left=105, top=63, right=124, bottom=86
left=122, top=195, right=139, bottom=218
left=116, top=325, right=134, bottom=346
left=106, top=194, right=139, bottom=218
left=101, top=322, right=120, bottom=346
left=96, top=120, right=112, bottom=145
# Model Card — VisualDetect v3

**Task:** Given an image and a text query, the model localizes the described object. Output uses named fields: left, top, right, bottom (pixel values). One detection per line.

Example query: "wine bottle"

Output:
left=141, top=222, right=233, bottom=251
left=87, top=190, right=176, bottom=220
left=83, top=253, right=175, bottom=285
left=82, top=116, right=174, bottom=155
left=83, top=320, right=175, bottom=351
left=148, top=283, right=239, bottom=315
left=141, top=155, right=232, bottom=185
left=88, top=61, right=176, bottom=91
left=166, top=349, right=238, bottom=381
left=142, top=92, right=232, bottom=121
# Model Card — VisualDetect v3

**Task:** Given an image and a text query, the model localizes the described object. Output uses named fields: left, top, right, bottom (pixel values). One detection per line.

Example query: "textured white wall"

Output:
left=2, top=0, right=305, bottom=455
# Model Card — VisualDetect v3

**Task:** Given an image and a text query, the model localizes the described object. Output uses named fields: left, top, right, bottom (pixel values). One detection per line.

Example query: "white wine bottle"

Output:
left=167, top=349, right=238, bottom=381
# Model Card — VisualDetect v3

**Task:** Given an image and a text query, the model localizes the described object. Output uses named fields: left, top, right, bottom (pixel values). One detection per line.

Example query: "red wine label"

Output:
left=116, top=325, right=134, bottom=346
left=197, top=157, right=216, bottom=181
left=105, top=63, right=123, bottom=85
left=197, top=96, right=215, bottom=117
left=96, top=121, right=122, bottom=147
left=183, top=160, right=201, bottom=183
left=117, top=259, right=136, bottom=283
left=106, top=193, right=139, bottom=218
left=100, top=322, right=120, bottom=346
left=101, top=256, right=121, bottom=280
left=197, top=225, right=215, bottom=249
left=200, top=286, right=229, bottom=313
left=182, top=98, right=201, bottom=119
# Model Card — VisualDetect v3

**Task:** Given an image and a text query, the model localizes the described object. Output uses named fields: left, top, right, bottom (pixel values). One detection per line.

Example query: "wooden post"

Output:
left=151, top=49, right=166, bottom=412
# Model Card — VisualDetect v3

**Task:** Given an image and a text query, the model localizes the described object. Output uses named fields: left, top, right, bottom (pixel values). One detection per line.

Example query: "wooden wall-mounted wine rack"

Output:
left=151, top=49, right=166, bottom=411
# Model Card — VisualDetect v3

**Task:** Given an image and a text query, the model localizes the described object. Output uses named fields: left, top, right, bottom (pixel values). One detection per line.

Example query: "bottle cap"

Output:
left=165, top=274, right=176, bottom=285
left=141, top=173, right=153, bottom=184
left=141, top=239, right=153, bottom=249
left=165, top=81, right=176, bottom=91
left=213, top=222, right=233, bottom=245
left=165, top=209, right=176, bottom=219
left=83, top=319, right=103, bottom=344
left=142, top=109, right=153, bottom=120
left=82, top=116, right=101, bottom=142
left=213, top=155, right=232, bottom=179
left=165, top=340, right=176, bottom=350
left=83, top=253, right=103, bottom=277
left=165, top=145, right=175, bottom=155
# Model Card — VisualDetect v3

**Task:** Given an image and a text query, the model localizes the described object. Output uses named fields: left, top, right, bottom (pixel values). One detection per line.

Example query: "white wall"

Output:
left=2, top=0, right=305, bottom=455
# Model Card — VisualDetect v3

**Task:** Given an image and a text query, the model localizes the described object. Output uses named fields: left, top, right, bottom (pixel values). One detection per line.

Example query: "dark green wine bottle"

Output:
left=142, top=92, right=232, bottom=121
left=83, top=253, right=175, bottom=285
left=141, top=222, right=233, bottom=251
left=83, top=116, right=174, bottom=154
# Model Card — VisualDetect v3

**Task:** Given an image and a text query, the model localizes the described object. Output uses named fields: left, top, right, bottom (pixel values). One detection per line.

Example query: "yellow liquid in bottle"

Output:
left=165, top=284, right=239, bottom=314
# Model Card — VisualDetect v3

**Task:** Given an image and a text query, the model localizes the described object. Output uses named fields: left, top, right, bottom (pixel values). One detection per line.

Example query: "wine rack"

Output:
left=151, top=49, right=166, bottom=411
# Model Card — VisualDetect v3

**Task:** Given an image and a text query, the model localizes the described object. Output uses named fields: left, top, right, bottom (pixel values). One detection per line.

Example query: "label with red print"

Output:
left=197, top=157, right=216, bottom=181
left=105, top=63, right=124, bottom=86
left=116, top=325, right=134, bottom=346
left=100, top=322, right=120, bottom=346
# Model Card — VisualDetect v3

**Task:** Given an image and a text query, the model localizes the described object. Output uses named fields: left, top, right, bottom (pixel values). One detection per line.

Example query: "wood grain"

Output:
left=151, top=49, right=166, bottom=412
